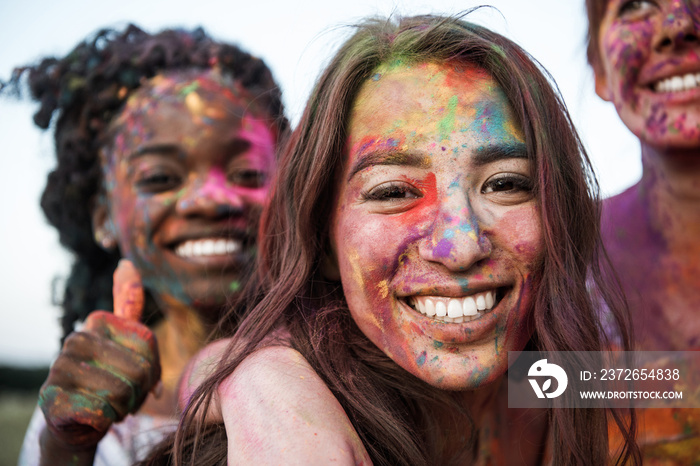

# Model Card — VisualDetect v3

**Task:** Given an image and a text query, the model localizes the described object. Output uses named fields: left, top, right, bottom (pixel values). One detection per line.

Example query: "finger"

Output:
left=113, top=259, right=144, bottom=322
left=60, top=331, right=160, bottom=398
left=83, top=311, right=157, bottom=361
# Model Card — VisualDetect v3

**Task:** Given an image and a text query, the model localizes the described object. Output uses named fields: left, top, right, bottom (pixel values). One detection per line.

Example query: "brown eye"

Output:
left=481, top=174, right=532, bottom=194
left=363, top=182, right=421, bottom=201
left=618, top=0, right=657, bottom=19
left=229, top=169, right=267, bottom=188
left=135, top=170, right=182, bottom=193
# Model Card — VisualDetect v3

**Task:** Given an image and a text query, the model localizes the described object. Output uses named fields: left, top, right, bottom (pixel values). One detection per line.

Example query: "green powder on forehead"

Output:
left=178, top=81, right=200, bottom=97
left=437, top=95, right=459, bottom=141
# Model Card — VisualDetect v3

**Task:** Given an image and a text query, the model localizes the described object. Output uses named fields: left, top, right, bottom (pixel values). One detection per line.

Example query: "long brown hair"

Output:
left=160, top=14, right=639, bottom=465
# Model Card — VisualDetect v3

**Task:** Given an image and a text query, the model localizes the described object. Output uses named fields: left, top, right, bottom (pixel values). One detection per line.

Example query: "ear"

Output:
left=593, top=65, right=612, bottom=102
left=91, top=193, right=118, bottom=251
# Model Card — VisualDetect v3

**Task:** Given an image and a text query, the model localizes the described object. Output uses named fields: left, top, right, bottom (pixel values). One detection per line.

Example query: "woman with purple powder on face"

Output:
left=586, top=0, right=700, bottom=462
left=6, top=24, right=287, bottom=465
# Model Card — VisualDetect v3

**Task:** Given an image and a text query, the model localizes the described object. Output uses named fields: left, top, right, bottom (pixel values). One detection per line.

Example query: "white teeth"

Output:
left=485, top=292, right=494, bottom=309
left=408, top=290, right=498, bottom=323
left=175, top=238, right=240, bottom=258
left=202, top=240, right=215, bottom=255
left=425, top=299, right=436, bottom=317
left=463, top=296, right=478, bottom=316
left=435, top=301, right=447, bottom=317
left=654, top=72, right=700, bottom=93
left=447, top=299, right=462, bottom=318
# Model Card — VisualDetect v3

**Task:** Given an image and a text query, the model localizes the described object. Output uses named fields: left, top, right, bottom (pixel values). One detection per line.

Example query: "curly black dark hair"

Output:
left=4, top=24, right=288, bottom=341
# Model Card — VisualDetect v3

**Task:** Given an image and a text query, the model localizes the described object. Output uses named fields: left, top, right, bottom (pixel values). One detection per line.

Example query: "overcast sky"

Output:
left=0, top=0, right=640, bottom=366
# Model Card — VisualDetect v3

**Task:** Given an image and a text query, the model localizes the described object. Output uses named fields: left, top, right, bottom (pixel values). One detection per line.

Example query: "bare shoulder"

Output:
left=178, top=337, right=232, bottom=414
left=220, top=345, right=372, bottom=465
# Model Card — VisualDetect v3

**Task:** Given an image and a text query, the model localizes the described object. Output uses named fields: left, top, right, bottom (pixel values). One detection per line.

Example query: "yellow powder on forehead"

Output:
left=502, top=117, right=524, bottom=142
left=185, top=92, right=204, bottom=115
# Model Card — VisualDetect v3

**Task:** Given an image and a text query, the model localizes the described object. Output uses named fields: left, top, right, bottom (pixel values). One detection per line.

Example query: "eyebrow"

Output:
left=127, top=143, right=183, bottom=161
left=347, top=151, right=430, bottom=181
left=473, top=142, right=529, bottom=166
left=126, top=138, right=252, bottom=162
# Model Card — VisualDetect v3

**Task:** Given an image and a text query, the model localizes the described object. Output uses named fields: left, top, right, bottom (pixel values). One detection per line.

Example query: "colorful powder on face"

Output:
left=437, top=95, right=459, bottom=141
left=416, top=351, right=427, bottom=366
left=179, top=81, right=200, bottom=96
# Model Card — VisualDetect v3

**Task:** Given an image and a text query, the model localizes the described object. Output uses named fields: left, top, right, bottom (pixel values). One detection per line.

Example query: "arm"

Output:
left=36, top=261, right=160, bottom=466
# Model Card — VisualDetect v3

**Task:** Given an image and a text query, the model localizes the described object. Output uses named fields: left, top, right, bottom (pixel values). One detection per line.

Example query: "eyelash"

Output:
left=135, top=171, right=182, bottom=193
left=481, top=173, right=533, bottom=194
left=362, top=182, right=421, bottom=202
left=228, top=169, right=268, bottom=188
left=618, top=0, right=657, bottom=18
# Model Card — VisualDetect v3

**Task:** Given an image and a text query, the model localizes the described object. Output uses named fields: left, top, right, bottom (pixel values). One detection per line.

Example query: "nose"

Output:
left=654, top=1, right=700, bottom=51
left=418, top=186, right=492, bottom=272
left=175, top=170, right=245, bottom=218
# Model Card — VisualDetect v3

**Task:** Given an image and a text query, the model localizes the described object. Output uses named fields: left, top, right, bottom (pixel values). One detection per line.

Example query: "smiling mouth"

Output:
left=403, top=289, right=504, bottom=324
left=653, top=72, right=700, bottom=93
left=174, top=238, right=241, bottom=258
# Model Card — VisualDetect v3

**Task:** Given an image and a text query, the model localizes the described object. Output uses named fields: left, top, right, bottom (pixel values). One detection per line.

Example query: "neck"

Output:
left=638, top=143, right=700, bottom=249
left=140, top=296, right=219, bottom=417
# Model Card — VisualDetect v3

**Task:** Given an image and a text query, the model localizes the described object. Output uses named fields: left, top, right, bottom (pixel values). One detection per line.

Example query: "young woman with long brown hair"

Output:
left=155, top=14, right=640, bottom=465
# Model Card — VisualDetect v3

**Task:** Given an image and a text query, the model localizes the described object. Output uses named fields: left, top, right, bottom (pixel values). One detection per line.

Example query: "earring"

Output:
left=95, top=229, right=117, bottom=251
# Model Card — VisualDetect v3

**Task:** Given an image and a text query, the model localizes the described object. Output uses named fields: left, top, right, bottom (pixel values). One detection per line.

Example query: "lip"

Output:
left=641, top=59, right=700, bottom=87
left=395, top=286, right=511, bottom=344
left=639, top=82, right=700, bottom=105
left=638, top=59, right=700, bottom=101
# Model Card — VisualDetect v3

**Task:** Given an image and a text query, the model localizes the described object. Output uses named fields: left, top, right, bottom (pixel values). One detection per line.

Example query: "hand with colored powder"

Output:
left=37, top=260, right=161, bottom=464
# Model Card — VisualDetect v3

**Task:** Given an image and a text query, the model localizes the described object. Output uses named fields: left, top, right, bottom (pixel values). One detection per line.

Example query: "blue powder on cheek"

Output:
left=371, top=73, right=382, bottom=81
left=433, top=341, right=443, bottom=349
left=444, top=229, right=455, bottom=239
left=416, top=351, right=427, bottom=366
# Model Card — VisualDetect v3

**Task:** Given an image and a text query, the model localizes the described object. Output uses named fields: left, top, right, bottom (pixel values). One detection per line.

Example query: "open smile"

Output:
left=652, top=72, right=700, bottom=93
left=174, top=237, right=241, bottom=258
left=402, top=288, right=506, bottom=324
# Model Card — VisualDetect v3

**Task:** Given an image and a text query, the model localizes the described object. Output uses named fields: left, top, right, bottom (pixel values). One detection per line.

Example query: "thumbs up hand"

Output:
left=38, top=260, right=161, bottom=451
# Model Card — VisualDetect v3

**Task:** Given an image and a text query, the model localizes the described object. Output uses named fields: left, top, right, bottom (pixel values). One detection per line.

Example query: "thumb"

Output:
left=113, top=259, right=144, bottom=322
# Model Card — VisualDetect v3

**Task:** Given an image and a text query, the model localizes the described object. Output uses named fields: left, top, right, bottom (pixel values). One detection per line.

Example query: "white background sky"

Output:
left=0, top=0, right=640, bottom=367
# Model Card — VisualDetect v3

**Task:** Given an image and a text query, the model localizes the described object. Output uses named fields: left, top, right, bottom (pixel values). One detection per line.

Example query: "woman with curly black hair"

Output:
left=8, top=24, right=287, bottom=465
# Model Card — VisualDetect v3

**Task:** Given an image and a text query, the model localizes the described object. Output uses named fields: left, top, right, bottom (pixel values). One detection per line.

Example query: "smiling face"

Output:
left=595, top=0, right=700, bottom=148
left=98, top=69, right=276, bottom=314
left=330, top=61, right=543, bottom=390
